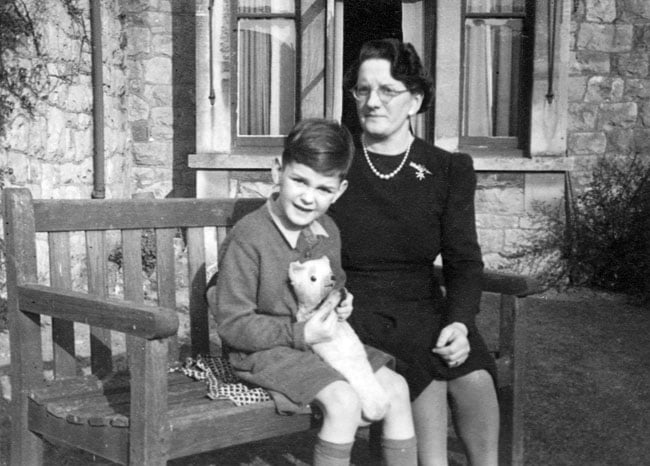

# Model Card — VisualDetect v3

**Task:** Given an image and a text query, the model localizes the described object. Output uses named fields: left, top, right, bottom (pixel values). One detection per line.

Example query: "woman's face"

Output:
left=354, top=58, right=423, bottom=142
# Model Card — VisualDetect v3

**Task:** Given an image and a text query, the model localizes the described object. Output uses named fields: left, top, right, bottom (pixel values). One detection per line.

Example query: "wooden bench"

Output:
left=4, top=187, right=540, bottom=465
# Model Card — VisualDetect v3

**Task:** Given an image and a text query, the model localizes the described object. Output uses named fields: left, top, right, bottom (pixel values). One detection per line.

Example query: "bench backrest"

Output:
left=3, top=187, right=265, bottom=379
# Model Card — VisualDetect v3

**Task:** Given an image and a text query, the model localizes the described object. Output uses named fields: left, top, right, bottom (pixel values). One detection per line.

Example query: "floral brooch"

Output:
left=409, top=161, right=432, bottom=180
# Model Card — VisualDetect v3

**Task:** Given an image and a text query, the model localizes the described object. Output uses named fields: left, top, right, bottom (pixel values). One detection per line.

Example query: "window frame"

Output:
left=230, top=1, right=302, bottom=150
left=458, top=1, right=534, bottom=152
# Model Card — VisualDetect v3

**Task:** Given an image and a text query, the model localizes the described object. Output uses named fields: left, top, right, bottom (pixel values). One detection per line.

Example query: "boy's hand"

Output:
left=335, top=288, right=353, bottom=321
left=304, top=293, right=340, bottom=345
left=432, top=322, right=470, bottom=368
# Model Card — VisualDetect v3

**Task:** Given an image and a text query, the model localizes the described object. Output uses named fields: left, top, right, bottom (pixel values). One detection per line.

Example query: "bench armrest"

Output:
left=17, top=284, right=179, bottom=340
left=433, top=265, right=543, bottom=297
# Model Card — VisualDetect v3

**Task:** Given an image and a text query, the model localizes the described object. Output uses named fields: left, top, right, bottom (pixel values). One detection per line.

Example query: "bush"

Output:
left=565, top=155, right=650, bottom=302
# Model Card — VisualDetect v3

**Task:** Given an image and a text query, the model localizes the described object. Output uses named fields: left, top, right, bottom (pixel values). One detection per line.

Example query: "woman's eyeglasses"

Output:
left=351, top=85, right=410, bottom=104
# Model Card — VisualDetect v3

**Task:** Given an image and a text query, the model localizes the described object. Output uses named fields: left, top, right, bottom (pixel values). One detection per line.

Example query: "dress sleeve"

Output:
left=440, top=153, right=484, bottom=327
left=213, top=236, right=307, bottom=353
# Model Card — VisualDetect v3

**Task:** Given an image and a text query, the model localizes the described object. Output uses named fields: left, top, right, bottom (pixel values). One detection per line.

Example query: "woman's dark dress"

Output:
left=329, top=137, right=496, bottom=400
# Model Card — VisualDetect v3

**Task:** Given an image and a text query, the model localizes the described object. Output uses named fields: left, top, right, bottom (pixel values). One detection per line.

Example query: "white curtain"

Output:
left=463, top=0, right=516, bottom=138
left=238, top=1, right=296, bottom=136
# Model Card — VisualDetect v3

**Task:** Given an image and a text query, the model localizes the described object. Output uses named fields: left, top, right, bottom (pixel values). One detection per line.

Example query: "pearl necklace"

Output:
left=362, top=138, right=414, bottom=180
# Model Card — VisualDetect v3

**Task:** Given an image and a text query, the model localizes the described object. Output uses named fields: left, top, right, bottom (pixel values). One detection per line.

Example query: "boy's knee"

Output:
left=319, top=381, right=362, bottom=416
left=381, top=370, right=410, bottom=403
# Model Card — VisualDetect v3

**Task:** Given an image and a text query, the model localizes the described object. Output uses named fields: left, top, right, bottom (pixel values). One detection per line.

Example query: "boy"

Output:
left=209, top=119, right=417, bottom=466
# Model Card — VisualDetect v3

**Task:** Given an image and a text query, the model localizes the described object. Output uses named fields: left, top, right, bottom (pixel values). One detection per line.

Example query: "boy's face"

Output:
left=271, top=160, right=348, bottom=231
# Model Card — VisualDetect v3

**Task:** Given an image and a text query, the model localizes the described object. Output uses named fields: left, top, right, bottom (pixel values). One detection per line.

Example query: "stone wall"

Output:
left=0, top=0, right=195, bottom=201
left=569, top=0, right=650, bottom=173
left=1, top=0, right=129, bottom=199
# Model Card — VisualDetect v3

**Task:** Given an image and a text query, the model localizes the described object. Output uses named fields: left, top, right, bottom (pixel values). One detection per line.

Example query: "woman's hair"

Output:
left=282, top=118, right=355, bottom=178
left=343, top=38, right=434, bottom=114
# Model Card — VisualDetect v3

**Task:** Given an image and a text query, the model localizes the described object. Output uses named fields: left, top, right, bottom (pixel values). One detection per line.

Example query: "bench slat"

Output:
left=155, top=227, right=179, bottom=360
left=186, top=226, right=209, bottom=356
left=33, top=198, right=265, bottom=231
left=86, top=229, right=113, bottom=375
left=48, top=231, right=77, bottom=378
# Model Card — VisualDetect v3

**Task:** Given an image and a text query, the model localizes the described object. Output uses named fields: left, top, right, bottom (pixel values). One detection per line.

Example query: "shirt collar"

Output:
left=265, top=199, right=329, bottom=249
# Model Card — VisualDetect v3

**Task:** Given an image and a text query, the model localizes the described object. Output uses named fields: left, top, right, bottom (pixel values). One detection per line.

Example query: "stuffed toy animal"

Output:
left=288, top=256, right=389, bottom=421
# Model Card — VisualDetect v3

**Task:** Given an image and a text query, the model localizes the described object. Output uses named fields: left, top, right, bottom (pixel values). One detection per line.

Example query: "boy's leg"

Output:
left=375, top=367, right=418, bottom=466
left=411, top=379, right=449, bottom=466
left=449, top=370, right=499, bottom=466
left=313, top=380, right=361, bottom=466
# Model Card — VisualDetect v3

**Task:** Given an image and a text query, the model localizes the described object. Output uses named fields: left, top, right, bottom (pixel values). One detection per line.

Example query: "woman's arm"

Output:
left=440, top=152, right=484, bottom=328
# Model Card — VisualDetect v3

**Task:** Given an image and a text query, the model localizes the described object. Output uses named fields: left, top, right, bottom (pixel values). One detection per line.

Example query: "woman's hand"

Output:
left=432, top=322, right=470, bottom=368
left=303, top=300, right=339, bottom=345
left=335, top=289, right=354, bottom=321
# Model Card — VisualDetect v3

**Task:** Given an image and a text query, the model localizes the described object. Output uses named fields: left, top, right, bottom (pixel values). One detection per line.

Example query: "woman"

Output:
left=329, top=38, right=499, bottom=466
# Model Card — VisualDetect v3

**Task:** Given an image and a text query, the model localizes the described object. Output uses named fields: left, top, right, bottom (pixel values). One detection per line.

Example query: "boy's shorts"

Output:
left=232, top=345, right=394, bottom=414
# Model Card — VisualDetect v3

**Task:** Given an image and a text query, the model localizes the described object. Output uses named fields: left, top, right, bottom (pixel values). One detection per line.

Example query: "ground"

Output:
left=0, top=289, right=648, bottom=465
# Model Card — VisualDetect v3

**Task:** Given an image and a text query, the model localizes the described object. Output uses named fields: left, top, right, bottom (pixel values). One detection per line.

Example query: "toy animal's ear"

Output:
left=288, top=261, right=304, bottom=279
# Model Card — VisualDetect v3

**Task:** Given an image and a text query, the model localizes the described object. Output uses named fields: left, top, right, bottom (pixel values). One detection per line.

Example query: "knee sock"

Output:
left=381, top=436, right=417, bottom=466
left=313, top=437, right=353, bottom=466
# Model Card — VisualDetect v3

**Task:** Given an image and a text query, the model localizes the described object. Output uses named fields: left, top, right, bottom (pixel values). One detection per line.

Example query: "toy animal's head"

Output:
left=289, top=256, right=336, bottom=317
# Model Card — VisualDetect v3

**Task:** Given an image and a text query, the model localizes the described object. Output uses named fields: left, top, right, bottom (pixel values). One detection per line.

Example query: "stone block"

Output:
left=570, top=51, right=611, bottom=75
left=568, top=76, right=588, bottom=102
left=524, top=173, right=565, bottom=211
left=475, top=213, right=520, bottom=229
left=585, top=0, right=617, bottom=23
left=476, top=172, right=524, bottom=189
left=133, top=141, right=172, bottom=166
left=72, top=129, right=93, bottom=161
left=126, top=27, right=151, bottom=56
left=640, top=101, right=650, bottom=127
left=145, top=84, right=173, bottom=106
left=605, top=128, right=635, bottom=154
left=477, top=229, right=505, bottom=254
left=635, top=25, right=650, bottom=50
left=68, top=83, right=93, bottom=113
left=584, top=76, right=624, bottom=102
left=152, top=33, right=173, bottom=56
left=133, top=167, right=173, bottom=197
left=237, top=181, right=274, bottom=199
left=614, top=52, right=650, bottom=78
left=144, top=57, right=172, bottom=84
left=568, top=103, right=599, bottom=131
left=475, top=186, right=525, bottom=215
left=132, top=119, right=150, bottom=142
left=619, top=0, right=650, bottom=21
left=127, top=94, right=150, bottom=121
left=151, top=107, right=173, bottom=127
left=481, top=252, right=510, bottom=270
left=633, top=128, right=650, bottom=152
left=597, top=102, right=638, bottom=129
left=576, top=23, right=634, bottom=52
left=145, top=12, right=171, bottom=34
left=5, top=115, right=30, bottom=152
left=624, top=79, right=650, bottom=100
left=567, top=132, right=608, bottom=155
left=6, top=151, right=30, bottom=184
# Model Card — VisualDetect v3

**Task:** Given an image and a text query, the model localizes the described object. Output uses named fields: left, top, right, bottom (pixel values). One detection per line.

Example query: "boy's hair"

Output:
left=282, top=119, right=355, bottom=178
left=343, top=38, right=434, bottom=114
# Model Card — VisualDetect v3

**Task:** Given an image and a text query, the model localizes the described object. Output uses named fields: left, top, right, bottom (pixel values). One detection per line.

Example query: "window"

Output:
left=460, top=0, right=533, bottom=150
left=231, top=1, right=299, bottom=148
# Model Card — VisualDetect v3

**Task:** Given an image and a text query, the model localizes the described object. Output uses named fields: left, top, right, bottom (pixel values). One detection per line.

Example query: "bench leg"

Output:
left=128, top=338, right=170, bottom=465
left=11, top=395, right=44, bottom=465
left=498, top=295, right=525, bottom=466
